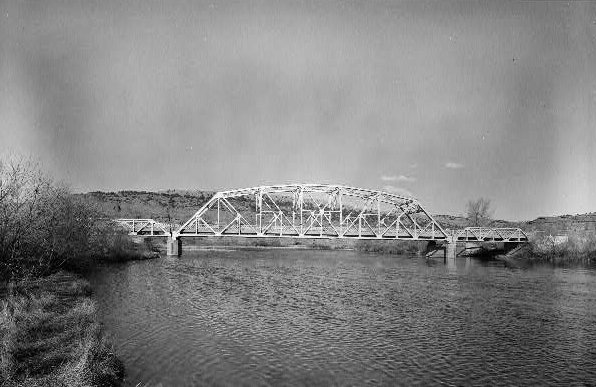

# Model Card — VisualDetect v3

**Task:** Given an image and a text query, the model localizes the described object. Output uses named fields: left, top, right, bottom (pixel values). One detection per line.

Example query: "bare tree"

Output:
left=466, top=198, right=493, bottom=227
left=0, top=155, right=97, bottom=281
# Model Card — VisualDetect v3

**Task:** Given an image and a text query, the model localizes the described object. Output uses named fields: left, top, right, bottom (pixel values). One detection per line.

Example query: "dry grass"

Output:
left=510, top=234, right=596, bottom=264
left=0, top=271, right=123, bottom=387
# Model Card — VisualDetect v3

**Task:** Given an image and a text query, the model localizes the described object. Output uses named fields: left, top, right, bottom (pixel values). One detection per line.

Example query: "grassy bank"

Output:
left=0, top=271, right=124, bottom=387
left=504, top=234, right=596, bottom=264
left=0, top=156, right=130, bottom=385
left=0, top=230, right=153, bottom=387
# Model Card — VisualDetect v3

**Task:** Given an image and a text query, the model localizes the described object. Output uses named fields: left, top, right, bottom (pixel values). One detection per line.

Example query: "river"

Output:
left=88, top=249, right=596, bottom=386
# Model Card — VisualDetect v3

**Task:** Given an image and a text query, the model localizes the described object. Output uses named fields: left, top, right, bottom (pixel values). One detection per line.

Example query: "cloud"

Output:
left=381, top=174, right=416, bottom=182
left=396, top=175, right=416, bottom=182
left=445, top=162, right=464, bottom=169
left=383, top=185, right=414, bottom=198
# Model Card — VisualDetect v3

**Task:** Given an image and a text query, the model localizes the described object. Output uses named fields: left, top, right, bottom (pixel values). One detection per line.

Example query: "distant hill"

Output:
left=432, top=214, right=520, bottom=230
left=523, top=213, right=596, bottom=236
left=76, top=190, right=594, bottom=235
left=76, top=190, right=214, bottom=224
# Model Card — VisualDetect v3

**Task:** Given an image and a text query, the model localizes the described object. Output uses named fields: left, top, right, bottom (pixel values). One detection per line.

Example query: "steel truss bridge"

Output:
left=175, top=184, right=448, bottom=240
left=114, top=184, right=528, bottom=244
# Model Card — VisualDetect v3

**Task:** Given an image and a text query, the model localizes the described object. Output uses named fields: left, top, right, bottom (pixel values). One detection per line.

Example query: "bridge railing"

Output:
left=449, top=227, right=528, bottom=242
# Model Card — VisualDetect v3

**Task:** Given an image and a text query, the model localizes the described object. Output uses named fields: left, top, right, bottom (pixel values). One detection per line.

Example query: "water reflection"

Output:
left=89, top=250, right=596, bottom=386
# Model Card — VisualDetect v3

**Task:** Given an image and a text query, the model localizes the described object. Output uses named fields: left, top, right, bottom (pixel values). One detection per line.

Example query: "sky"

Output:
left=1, top=1, right=595, bottom=221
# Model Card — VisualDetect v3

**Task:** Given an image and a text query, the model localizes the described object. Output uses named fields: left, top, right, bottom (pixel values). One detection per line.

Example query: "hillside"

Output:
left=76, top=190, right=594, bottom=235
left=432, top=214, right=519, bottom=230
left=77, top=190, right=214, bottom=224
left=524, top=213, right=596, bottom=236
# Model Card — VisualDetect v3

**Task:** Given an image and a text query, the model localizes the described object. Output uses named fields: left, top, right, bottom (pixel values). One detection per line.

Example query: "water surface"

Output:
left=89, top=249, right=596, bottom=386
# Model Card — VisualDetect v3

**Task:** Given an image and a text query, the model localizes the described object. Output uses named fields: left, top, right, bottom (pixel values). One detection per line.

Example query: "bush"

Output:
left=515, top=233, right=596, bottom=263
left=0, top=156, right=99, bottom=282
left=0, top=156, right=156, bottom=280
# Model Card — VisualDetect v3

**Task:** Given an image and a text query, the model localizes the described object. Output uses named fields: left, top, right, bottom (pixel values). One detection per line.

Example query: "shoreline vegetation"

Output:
left=1, top=156, right=594, bottom=386
left=0, top=233, right=153, bottom=387
left=0, top=157, right=147, bottom=387
left=500, top=234, right=596, bottom=265
left=1, top=272, right=124, bottom=386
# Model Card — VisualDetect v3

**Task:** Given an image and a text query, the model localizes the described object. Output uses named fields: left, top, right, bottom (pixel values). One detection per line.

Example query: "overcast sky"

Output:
left=1, top=1, right=595, bottom=220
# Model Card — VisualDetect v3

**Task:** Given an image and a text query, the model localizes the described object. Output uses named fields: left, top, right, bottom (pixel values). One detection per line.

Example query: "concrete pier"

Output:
left=167, top=238, right=181, bottom=256
left=445, top=240, right=457, bottom=260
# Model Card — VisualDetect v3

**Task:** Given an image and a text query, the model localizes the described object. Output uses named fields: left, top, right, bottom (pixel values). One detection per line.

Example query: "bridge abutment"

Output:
left=167, top=237, right=181, bottom=256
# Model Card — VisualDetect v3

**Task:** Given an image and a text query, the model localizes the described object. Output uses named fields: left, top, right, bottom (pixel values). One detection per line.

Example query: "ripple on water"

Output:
left=88, top=250, right=596, bottom=386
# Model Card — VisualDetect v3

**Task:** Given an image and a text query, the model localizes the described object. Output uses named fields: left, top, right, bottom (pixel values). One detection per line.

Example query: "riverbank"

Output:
left=166, top=235, right=426, bottom=256
left=0, top=271, right=124, bottom=387
left=501, top=234, right=596, bottom=265
left=0, top=236, right=157, bottom=387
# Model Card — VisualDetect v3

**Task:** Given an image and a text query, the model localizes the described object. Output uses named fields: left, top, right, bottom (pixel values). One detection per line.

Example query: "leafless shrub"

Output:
left=0, top=156, right=97, bottom=281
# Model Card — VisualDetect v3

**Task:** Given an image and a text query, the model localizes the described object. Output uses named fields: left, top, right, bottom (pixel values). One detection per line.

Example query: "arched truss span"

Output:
left=175, top=184, right=448, bottom=240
